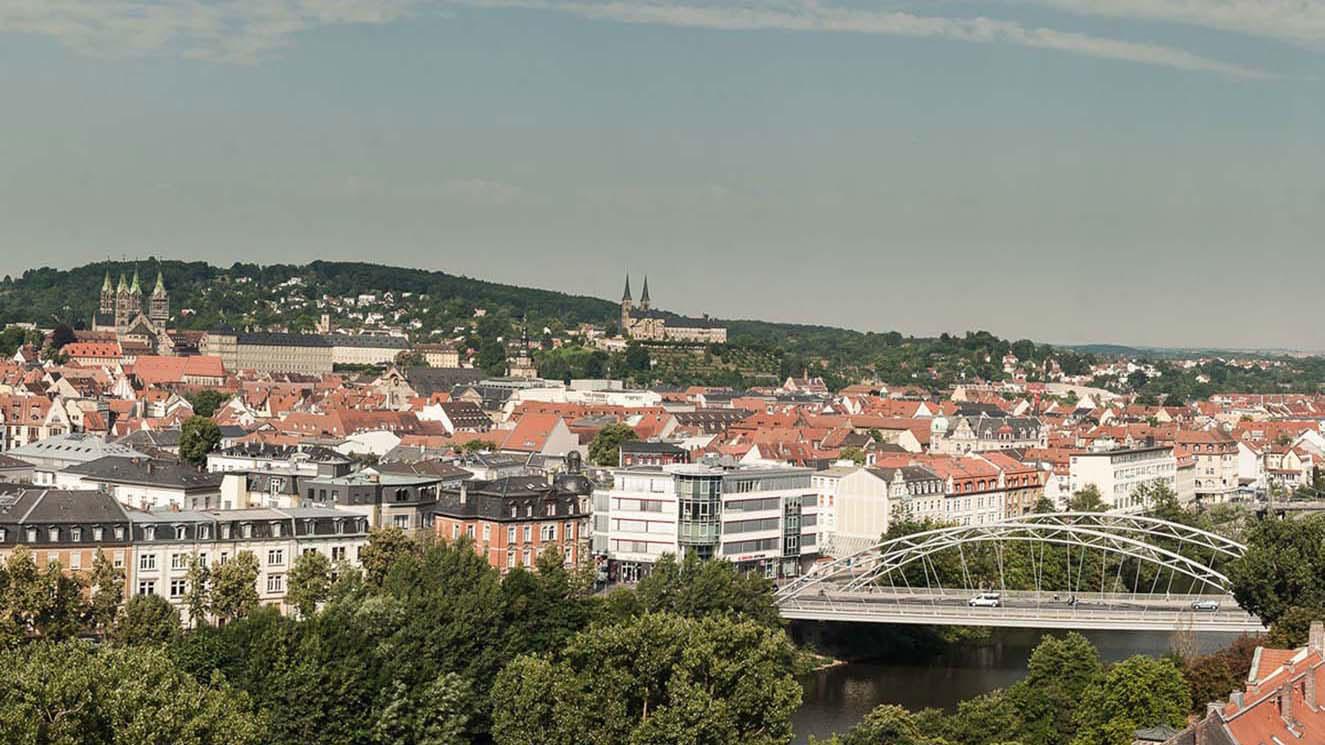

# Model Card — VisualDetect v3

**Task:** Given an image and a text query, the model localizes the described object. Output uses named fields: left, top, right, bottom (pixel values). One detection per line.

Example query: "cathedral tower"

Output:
left=99, top=272, right=114, bottom=315
left=621, top=273, right=634, bottom=336
left=149, top=271, right=169, bottom=325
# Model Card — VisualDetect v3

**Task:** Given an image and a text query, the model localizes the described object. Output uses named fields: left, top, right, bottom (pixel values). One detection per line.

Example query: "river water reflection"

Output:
left=793, top=628, right=1241, bottom=744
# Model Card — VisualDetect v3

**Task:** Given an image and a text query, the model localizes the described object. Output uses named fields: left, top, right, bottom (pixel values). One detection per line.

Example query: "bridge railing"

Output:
left=804, top=585, right=1229, bottom=605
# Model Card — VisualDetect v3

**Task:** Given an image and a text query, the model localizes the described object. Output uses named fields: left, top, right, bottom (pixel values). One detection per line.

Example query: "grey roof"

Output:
left=65, top=456, right=224, bottom=490
left=7, top=433, right=149, bottom=466
left=377, top=460, right=472, bottom=480
left=233, top=332, right=333, bottom=347
left=620, top=441, right=688, bottom=455
left=117, top=429, right=182, bottom=448
left=0, top=454, right=33, bottom=471
left=0, top=487, right=131, bottom=526
left=325, top=334, right=409, bottom=349
left=404, top=366, right=485, bottom=396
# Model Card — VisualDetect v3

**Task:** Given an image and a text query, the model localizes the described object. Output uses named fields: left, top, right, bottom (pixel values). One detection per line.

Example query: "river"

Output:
left=792, top=627, right=1242, bottom=744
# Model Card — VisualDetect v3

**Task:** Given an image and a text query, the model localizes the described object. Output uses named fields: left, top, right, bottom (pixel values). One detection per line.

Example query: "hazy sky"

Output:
left=1, top=1, right=1322, bottom=350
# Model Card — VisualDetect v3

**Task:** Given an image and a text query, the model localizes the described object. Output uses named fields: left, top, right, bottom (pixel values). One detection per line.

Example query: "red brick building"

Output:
left=432, top=473, right=593, bottom=573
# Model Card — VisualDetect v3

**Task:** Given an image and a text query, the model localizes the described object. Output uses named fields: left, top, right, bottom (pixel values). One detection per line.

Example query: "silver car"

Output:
left=1191, top=599, right=1220, bottom=612
left=968, top=593, right=1002, bottom=608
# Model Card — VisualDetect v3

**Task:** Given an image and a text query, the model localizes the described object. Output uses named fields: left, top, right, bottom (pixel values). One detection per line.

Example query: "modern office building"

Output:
left=598, top=460, right=818, bottom=583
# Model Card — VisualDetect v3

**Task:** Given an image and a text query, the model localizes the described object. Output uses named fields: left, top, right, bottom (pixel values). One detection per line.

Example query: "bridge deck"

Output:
left=779, top=592, right=1265, bottom=633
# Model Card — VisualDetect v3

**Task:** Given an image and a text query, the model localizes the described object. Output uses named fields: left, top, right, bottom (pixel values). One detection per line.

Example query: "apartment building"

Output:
left=0, top=485, right=368, bottom=625
left=598, top=461, right=819, bottom=583
left=1175, top=429, right=1239, bottom=504
left=128, top=507, right=369, bottom=623
left=431, top=471, right=593, bottom=573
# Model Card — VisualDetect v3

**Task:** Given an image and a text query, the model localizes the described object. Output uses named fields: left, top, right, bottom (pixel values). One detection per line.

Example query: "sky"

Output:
left=1, top=1, right=1322, bottom=350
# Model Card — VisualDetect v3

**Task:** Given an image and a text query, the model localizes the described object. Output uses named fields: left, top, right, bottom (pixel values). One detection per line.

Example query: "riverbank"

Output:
left=790, top=626, right=1244, bottom=745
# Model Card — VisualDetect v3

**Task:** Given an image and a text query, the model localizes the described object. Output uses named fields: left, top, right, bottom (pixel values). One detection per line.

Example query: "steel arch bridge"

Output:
left=776, top=512, right=1264, bottom=632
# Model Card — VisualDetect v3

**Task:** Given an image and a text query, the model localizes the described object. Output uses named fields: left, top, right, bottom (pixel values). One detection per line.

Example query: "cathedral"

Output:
left=91, top=268, right=175, bottom=354
left=618, top=274, right=728, bottom=344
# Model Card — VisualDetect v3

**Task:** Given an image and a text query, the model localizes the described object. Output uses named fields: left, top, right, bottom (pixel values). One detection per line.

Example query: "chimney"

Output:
left=1279, top=683, right=1296, bottom=729
left=459, top=482, right=467, bottom=505
left=1310, top=621, right=1325, bottom=655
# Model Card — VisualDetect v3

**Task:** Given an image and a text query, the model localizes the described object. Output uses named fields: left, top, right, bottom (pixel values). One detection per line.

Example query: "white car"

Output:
left=968, top=593, right=1002, bottom=608
left=1191, top=599, right=1220, bottom=612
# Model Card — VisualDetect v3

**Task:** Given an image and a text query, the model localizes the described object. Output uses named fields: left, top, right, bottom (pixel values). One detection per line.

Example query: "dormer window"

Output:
left=222, top=524, right=232, bottom=540
left=114, top=526, right=124, bottom=541
left=199, top=526, right=209, bottom=540
left=93, top=527, right=103, bottom=541
left=145, top=526, right=156, bottom=541
left=26, top=528, right=37, bottom=543
left=176, top=526, right=187, bottom=540
left=270, top=523, right=282, bottom=538
left=241, top=524, right=252, bottom=539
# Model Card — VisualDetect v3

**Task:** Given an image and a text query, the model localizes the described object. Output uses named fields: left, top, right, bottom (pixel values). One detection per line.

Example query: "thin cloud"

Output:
left=1026, top=0, right=1325, bottom=47
left=484, top=0, right=1268, bottom=78
left=0, top=0, right=1273, bottom=77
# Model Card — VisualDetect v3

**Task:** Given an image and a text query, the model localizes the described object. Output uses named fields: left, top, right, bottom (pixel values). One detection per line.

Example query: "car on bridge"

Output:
left=968, top=593, right=1002, bottom=608
left=1191, top=599, right=1220, bottom=612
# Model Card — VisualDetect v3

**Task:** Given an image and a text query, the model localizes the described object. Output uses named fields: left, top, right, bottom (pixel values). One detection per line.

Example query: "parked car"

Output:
left=1191, top=599, right=1220, bottom=612
left=968, top=593, right=1002, bottom=608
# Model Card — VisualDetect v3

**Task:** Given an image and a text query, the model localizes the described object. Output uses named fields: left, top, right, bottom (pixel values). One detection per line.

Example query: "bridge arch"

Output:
left=777, top=512, right=1247, bottom=603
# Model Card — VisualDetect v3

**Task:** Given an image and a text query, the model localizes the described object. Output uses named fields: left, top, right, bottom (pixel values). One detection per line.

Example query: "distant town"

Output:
left=1, top=261, right=1323, bottom=745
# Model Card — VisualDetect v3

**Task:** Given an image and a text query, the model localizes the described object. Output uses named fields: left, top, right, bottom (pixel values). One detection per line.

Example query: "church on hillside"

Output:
left=90, top=269, right=177, bottom=356
left=618, top=275, right=727, bottom=344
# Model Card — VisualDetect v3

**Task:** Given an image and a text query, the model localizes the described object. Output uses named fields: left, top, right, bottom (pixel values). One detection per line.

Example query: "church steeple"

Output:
left=622, top=274, right=633, bottom=303
left=129, top=268, right=141, bottom=295
left=149, top=270, right=169, bottom=325
left=639, top=275, right=651, bottom=310
left=99, top=272, right=114, bottom=314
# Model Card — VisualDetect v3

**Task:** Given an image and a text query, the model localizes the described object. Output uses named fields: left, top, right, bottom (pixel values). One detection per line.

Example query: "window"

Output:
left=140, top=553, right=157, bottom=571
left=546, top=503, right=556, bottom=517
left=331, top=546, right=346, bottom=562
left=145, top=526, right=156, bottom=541
left=267, top=549, right=284, bottom=567
left=451, top=523, right=460, bottom=540
left=92, top=526, right=103, bottom=541
left=271, top=523, right=282, bottom=538
left=523, top=525, right=532, bottom=543
left=198, top=552, right=209, bottom=568
left=71, top=527, right=82, bottom=542
left=266, top=574, right=284, bottom=594
left=175, top=526, right=187, bottom=540
left=482, top=524, right=491, bottom=541
left=171, top=553, right=188, bottom=571
left=303, top=548, right=317, bottom=556
left=522, top=548, right=531, bottom=566
left=525, top=505, right=533, bottom=518
left=507, top=526, right=516, bottom=544
left=509, top=505, right=517, bottom=518
left=25, top=527, right=37, bottom=543
left=170, top=579, right=187, bottom=598
left=48, top=527, right=59, bottom=542
left=507, top=549, right=516, bottom=569
left=70, top=552, right=82, bottom=570
left=113, top=551, right=124, bottom=568
left=392, top=515, right=409, bottom=530
left=565, top=521, right=575, bottom=539
left=540, top=524, right=556, bottom=542
left=241, top=524, right=253, bottom=539
left=137, top=580, right=156, bottom=595
left=465, top=525, right=475, bottom=539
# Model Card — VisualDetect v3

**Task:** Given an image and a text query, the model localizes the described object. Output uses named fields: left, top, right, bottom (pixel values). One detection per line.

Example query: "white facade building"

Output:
left=599, top=462, right=819, bottom=582
left=1068, top=446, right=1177, bottom=513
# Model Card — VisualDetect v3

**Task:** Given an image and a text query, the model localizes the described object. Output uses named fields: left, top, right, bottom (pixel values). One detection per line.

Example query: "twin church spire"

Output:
left=98, top=266, right=170, bottom=332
